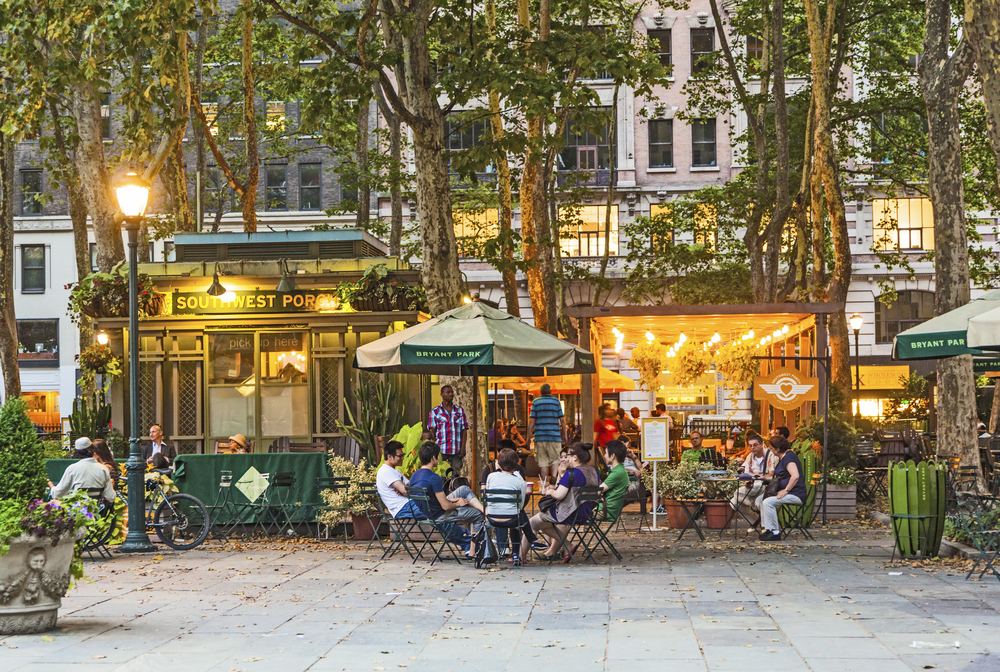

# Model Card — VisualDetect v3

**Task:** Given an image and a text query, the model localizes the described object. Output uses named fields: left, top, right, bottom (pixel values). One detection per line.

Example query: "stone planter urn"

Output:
left=0, top=535, right=75, bottom=635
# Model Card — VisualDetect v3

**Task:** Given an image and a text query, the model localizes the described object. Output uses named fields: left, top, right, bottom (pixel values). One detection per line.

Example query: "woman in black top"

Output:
left=758, top=435, right=807, bottom=541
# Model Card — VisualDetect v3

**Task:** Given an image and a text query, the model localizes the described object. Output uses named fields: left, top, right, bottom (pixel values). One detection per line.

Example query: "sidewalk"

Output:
left=1, top=521, right=997, bottom=672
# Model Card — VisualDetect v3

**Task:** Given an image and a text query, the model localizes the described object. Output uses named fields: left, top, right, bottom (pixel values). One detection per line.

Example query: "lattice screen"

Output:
left=138, top=361, right=158, bottom=432
left=177, top=360, right=199, bottom=437
left=318, top=357, right=341, bottom=433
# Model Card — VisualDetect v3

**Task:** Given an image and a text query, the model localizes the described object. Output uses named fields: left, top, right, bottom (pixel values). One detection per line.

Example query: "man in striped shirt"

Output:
left=426, top=385, right=469, bottom=475
left=528, top=383, right=566, bottom=483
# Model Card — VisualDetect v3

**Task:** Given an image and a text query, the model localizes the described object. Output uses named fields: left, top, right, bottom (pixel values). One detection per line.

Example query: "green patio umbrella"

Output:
left=354, top=300, right=596, bottom=484
left=892, top=290, right=1000, bottom=360
left=353, top=301, right=596, bottom=375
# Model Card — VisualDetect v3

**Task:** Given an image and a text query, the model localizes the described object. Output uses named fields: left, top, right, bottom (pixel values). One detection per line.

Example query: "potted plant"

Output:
left=815, top=467, right=858, bottom=520
left=714, top=339, right=762, bottom=407
left=643, top=460, right=702, bottom=529
left=65, top=261, right=163, bottom=324
left=702, top=459, right=741, bottom=529
left=673, top=345, right=711, bottom=387
left=0, top=398, right=95, bottom=635
left=321, top=457, right=381, bottom=540
left=628, top=341, right=667, bottom=392
left=77, top=344, right=123, bottom=390
left=338, top=264, right=428, bottom=313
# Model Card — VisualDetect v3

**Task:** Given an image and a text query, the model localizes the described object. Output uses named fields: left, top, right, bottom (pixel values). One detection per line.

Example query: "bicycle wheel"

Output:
left=154, top=493, right=210, bottom=550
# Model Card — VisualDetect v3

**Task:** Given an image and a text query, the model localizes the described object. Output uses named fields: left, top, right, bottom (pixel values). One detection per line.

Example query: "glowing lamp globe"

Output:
left=116, top=172, right=150, bottom=219
left=849, top=312, right=864, bottom=333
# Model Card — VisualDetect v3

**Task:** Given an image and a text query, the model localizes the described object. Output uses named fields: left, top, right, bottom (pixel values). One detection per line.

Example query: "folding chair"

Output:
left=405, top=487, right=466, bottom=565
left=360, top=483, right=388, bottom=552
left=205, top=470, right=255, bottom=540
left=955, top=492, right=1000, bottom=582
left=81, top=488, right=117, bottom=560
left=377, top=495, right=420, bottom=561
left=778, top=480, right=820, bottom=541
left=533, top=486, right=601, bottom=565
left=261, top=471, right=298, bottom=536
left=481, top=488, right=525, bottom=561
left=314, top=476, right=350, bottom=540
left=576, top=494, right=623, bottom=563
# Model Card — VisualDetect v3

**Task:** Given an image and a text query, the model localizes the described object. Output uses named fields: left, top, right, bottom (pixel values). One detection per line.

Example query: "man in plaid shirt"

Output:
left=426, top=385, right=468, bottom=475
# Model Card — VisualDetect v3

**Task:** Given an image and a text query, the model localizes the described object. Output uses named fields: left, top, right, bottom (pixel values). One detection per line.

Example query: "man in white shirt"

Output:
left=50, top=438, right=115, bottom=503
left=730, top=434, right=777, bottom=527
left=376, top=441, right=422, bottom=519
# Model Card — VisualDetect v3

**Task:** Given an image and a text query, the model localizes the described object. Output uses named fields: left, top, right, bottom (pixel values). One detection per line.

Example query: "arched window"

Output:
left=875, top=290, right=935, bottom=343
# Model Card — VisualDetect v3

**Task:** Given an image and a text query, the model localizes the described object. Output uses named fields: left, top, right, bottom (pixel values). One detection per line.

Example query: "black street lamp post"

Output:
left=850, top=313, right=864, bottom=428
left=116, top=172, right=156, bottom=554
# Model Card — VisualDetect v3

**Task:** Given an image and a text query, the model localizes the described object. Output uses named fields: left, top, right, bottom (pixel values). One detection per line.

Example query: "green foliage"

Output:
left=827, top=467, right=858, bottom=487
left=107, top=430, right=129, bottom=460
left=338, top=264, right=428, bottom=312
left=641, top=460, right=702, bottom=500
left=715, top=340, right=762, bottom=408
left=70, top=393, right=112, bottom=442
left=322, top=457, right=379, bottom=518
left=672, top=344, right=712, bottom=387
left=65, top=263, right=162, bottom=325
left=884, top=372, right=931, bottom=422
left=41, top=440, right=68, bottom=460
left=795, top=390, right=858, bottom=471
left=628, top=341, right=666, bottom=392
left=390, top=424, right=425, bottom=477
left=670, top=265, right=754, bottom=305
left=337, top=378, right=405, bottom=465
left=78, top=344, right=123, bottom=390
left=701, top=459, right=742, bottom=500
left=0, top=398, right=48, bottom=505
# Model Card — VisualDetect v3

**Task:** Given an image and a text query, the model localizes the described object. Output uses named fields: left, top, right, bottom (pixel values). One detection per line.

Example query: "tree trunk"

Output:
left=0, top=132, right=20, bottom=399
left=533, top=165, right=557, bottom=334
left=486, top=0, right=519, bottom=317
left=71, top=81, right=124, bottom=272
left=194, top=15, right=209, bottom=232
left=990, top=383, right=1000, bottom=435
left=919, top=0, right=977, bottom=470
left=161, top=143, right=193, bottom=232
left=520, top=119, right=548, bottom=330
left=241, top=0, right=258, bottom=233
left=355, top=98, right=371, bottom=227
left=804, top=0, right=852, bottom=409
left=965, top=2, right=1000, bottom=197
left=375, top=82, right=403, bottom=257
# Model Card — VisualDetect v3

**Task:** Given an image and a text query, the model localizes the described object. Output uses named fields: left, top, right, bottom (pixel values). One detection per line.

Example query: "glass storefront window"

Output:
left=260, top=332, right=308, bottom=437
left=208, top=332, right=256, bottom=439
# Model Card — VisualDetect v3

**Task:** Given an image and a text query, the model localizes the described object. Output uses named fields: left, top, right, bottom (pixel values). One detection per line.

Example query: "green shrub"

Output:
left=41, top=440, right=68, bottom=460
left=0, top=398, right=47, bottom=504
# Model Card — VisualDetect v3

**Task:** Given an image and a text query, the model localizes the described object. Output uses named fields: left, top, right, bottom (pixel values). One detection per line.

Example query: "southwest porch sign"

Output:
left=754, top=366, right=820, bottom=411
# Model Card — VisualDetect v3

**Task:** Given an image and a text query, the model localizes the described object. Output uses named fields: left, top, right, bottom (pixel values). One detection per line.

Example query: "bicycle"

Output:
left=82, top=468, right=210, bottom=552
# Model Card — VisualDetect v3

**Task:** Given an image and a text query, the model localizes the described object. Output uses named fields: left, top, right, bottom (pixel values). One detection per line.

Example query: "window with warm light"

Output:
left=649, top=203, right=674, bottom=250
left=201, top=91, right=219, bottom=136
left=693, top=204, right=716, bottom=249
left=558, top=205, right=618, bottom=257
left=873, top=198, right=934, bottom=250
left=454, top=209, right=499, bottom=259
left=266, top=101, right=286, bottom=132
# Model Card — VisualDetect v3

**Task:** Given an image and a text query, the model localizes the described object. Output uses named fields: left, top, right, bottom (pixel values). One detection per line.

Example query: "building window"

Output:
left=299, top=163, right=321, bottom=211
left=265, top=165, right=288, bottom=211
left=444, top=113, right=489, bottom=152
left=649, top=203, right=674, bottom=250
left=206, top=167, right=236, bottom=214
left=692, top=118, right=717, bottom=167
left=162, top=241, right=174, bottom=261
left=21, top=170, right=43, bottom=215
left=100, top=92, right=112, bottom=139
left=21, top=245, right=45, bottom=293
left=693, top=204, right=716, bottom=249
left=90, top=243, right=98, bottom=272
left=266, top=101, right=286, bottom=132
left=747, top=36, right=764, bottom=74
left=559, top=109, right=615, bottom=185
left=691, top=27, right=715, bottom=76
left=876, top=290, right=935, bottom=343
left=873, top=198, right=934, bottom=250
left=454, top=209, right=499, bottom=259
left=559, top=205, right=618, bottom=257
left=17, top=319, right=58, bottom=366
left=648, top=119, right=673, bottom=168
left=648, top=29, right=671, bottom=67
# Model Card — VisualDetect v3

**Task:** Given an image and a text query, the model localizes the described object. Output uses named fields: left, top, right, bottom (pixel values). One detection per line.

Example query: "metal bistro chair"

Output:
left=533, top=485, right=602, bottom=566
left=955, top=492, right=1000, bottom=582
left=206, top=470, right=254, bottom=540
left=405, top=486, right=466, bottom=565
left=481, top=488, right=525, bottom=561
left=359, top=483, right=387, bottom=552
left=576, top=491, right=623, bottom=563
left=261, top=471, right=298, bottom=536
left=314, top=476, right=351, bottom=540
left=777, top=478, right=822, bottom=541
left=81, top=488, right=117, bottom=560
left=375, top=493, right=421, bottom=561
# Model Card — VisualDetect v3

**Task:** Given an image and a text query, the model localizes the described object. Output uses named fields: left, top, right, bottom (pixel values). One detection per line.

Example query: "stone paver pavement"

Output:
left=1, top=521, right=997, bottom=672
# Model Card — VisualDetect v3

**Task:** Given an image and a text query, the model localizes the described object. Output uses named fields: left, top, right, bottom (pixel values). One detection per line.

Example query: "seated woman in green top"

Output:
left=598, top=440, right=630, bottom=522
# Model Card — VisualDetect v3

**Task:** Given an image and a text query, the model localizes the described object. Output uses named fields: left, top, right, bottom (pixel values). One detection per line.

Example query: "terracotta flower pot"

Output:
left=703, top=501, right=735, bottom=529
left=0, top=534, right=76, bottom=635
left=660, top=499, right=689, bottom=529
left=351, top=512, right=382, bottom=541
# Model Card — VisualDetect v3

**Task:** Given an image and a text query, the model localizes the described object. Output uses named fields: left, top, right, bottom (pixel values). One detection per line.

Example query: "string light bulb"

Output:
left=712, top=333, right=721, bottom=343
left=782, top=325, right=789, bottom=334
left=645, top=330, right=655, bottom=343
left=748, top=330, right=755, bottom=338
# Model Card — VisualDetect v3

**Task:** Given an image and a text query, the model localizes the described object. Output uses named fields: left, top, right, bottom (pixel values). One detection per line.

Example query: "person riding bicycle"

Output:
left=49, top=437, right=115, bottom=504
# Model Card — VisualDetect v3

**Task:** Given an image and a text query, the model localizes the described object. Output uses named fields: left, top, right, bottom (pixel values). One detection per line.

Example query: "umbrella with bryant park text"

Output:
left=354, top=300, right=596, bottom=485
left=892, top=290, right=1000, bottom=360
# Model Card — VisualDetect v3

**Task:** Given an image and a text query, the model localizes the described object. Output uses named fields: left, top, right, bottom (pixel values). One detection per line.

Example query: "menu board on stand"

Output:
left=641, top=418, right=670, bottom=531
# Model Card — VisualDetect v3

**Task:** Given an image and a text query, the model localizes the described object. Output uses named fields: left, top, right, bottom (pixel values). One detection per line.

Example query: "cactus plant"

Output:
left=69, top=393, right=112, bottom=441
left=888, top=460, right=946, bottom=558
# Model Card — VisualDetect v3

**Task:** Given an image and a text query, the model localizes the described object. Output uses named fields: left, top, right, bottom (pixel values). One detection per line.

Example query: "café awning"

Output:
left=892, top=290, right=1000, bottom=360
left=492, top=366, right=635, bottom=393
